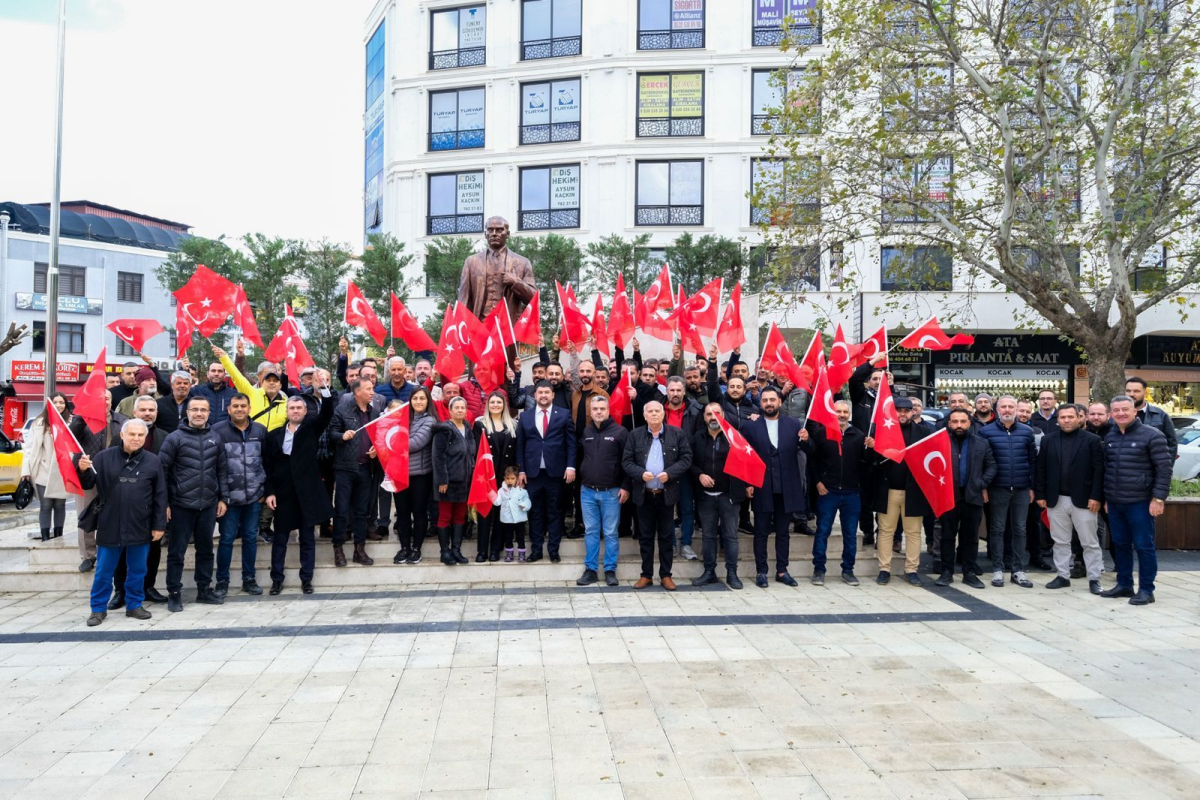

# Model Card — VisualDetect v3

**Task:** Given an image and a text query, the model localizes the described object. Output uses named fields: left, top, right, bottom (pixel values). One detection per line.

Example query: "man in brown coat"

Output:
left=457, top=216, right=537, bottom=323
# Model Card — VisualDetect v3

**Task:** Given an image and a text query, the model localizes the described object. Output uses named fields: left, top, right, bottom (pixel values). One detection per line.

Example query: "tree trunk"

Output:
left=1088, top=347, right=1131, bottom=405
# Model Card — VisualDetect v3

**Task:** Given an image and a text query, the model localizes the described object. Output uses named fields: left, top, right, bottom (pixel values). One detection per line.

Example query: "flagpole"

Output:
left=44, top=0, right=68, bottom=397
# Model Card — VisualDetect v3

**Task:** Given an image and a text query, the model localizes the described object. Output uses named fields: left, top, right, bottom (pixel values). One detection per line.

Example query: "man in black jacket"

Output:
left=576, top=395, right=630, bottom=587
left=159, top=397, right=229, bottom=612
left=690, top=403, right=747, bottom=590
left=935, top=410, right=997, bottom=589
left=1125, top=377, right=1179, bottom=460
left=76, top=419, right=168, bottom=627
left=327, top=379, right=381, bottom=567
left=1034, top=404, right=1105, bottom=594
left=865, top=396, right=933, bottom=585
left=155, top=370, right=194, bottom=434
left=706, top=347, right=761, bottom=429
left=623, top=401, right=692, bottom=591
left=108, top=395, right=170, bottom=609
left=1086, top=402, right=1112, bottom=437
left=665, top=377, right=702, bottom=560
left=810, top=400, right=868, bottom=586
left=213, top=392, right=268, bottom=599
left=848, top=356, right=889, bottom=546
left=1100, top=396, right=1173, bottom=605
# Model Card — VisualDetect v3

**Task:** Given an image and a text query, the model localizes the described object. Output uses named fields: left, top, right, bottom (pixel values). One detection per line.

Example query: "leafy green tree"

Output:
left=760, top=0, right=1200, bottom=400
left=665, top=233, right=748, bottom=295
left=423, top=236, right=475, bottom=313
left=356, top=232, right=416, bottom=321
left=242, top=234, right=305, bottom=340
left=584, top=234, right=654, bottom=293
left=154, top=235, right=249, bottom=365
left=297, top=241, right=352, bottom=372
left=510, top=233, right=585, bottom=345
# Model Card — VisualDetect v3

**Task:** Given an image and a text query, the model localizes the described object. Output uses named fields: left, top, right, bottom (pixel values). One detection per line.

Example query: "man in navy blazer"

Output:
left=517, top=381, right=577, bottom=562
left=740, top=386, right=812, bottom=588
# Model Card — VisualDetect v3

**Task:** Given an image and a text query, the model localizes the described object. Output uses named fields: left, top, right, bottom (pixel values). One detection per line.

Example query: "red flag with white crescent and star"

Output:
left=608, top=368, right=634, bottom=426
left=345, top=281, right=388, bottom=347
left=391, top=293, right=437, bottom=352
left=870, top=374, right=906, bottom=463
left=46, top=399, right=85, bottom=496
left=793, top=329, right=824, bottom=392
left=895, top=316, right=976, bottom=351
left=455, top=302, right=494, bottom=364
left=807, top=365, right=842, bottom=445
left=232, top=285, right=265, bottom=350
left=73, top=348, right=109, bottom=435
left=174, top=303, right=194, bottom=359
left=172, top=264, right=239, bottom=338
left=716, top=282, right=746, bottom=353
left=858, top=325, right=889, bottom=369
left=435, top=305, right=466, bottom=380
left=556, top=281, right=592, bottom=347
left=468, top=432, right=499, bottom=516
left=608, top=274, right=635, bottom=350
left=106, top=319, right=164, bottom=354
left=512, top=290, right=542, bottom=346
left=758, top=323, right=802, bottom=386
left=590, top=295, right=609, bottom=358
left=827, top=323, right=861, bottom=393
left=904, top=428, right=956, bottom=517
left=643, top=263, right=674, bottom=312
left=366, top=404, right=410, bottom=492
left=670, top=277, right=721, bottom=336
left=716, top=414, right=766, bottom=488
left=263, top=305, right=315, bottom=385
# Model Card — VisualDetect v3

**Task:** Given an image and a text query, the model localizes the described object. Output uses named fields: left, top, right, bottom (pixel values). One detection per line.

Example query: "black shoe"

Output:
left=394, top=547, right=410, bottom=565
left=1045, top=576, right=1072, bottom=590
left=126, top=606, right=151, bottom=620
left=269, top=581, right=283, bottom=596
left=861, top=536, right=875, bottom=548
left=549, top=554, right=562, bottom=563
left=931, top=559, right=943, bottom=574
left=577, top=569, right=599, bottom=586
left=797, top=524, right=816, bottom=536
left=107, top=590, right=126, bottom=611
left=726, top=571, right=743, bottom=590
left=489, top=552, right=501, bottom=562
left=302, top=582, right=315, bottom=595
left=440, top=549, right=456, bottom=566
left=905, top=572, right=922, bottom=586
left=144, top=587, right=167, bottom=604
left=963, top=574, right=985, bottom=589
left=934, top=572, right=953, bottom=587
left=1029, top=558, right=1053, bottom=571
left=841, top=572, right=859, bottom=586
left=810, top=571, right=825, bottom=586
left=475, top=552, right=488, bottom=563
left=775, top=572, right=798, bottom=587
left=1129, top=589, right=1155, bottom=605
left=40, top=528, right=51, bottom=542
left=86, top=611, right=106, bottom=627
left=876, top=570, right=891, bottom=585
left=1089, top=580, right=1101, bottom=595
left=214, top=581, right=229, bottom=600
left=692, top=570, right=718, bottom=587
left=242, top=581, right=263, bottom=596
left=528, top=552, right=542, bottom=563
left=755, top=573, right=768, bottom=588
left=196, top=588, right=224, bottom=605
left=78, top=558, right=95, bottom=573
left=565, top=529, right=584, bottom=539
left=167, top=593, right=183, bottom=612
left=605, top=571, right=619, bottom=587
left=1070, top=561, right=1086, bottom=579
left=1100, top=585, right=1134, bottom=598
left=407, top=551, right=423, bottom=565
left=451, top=549, right=469, bottom=565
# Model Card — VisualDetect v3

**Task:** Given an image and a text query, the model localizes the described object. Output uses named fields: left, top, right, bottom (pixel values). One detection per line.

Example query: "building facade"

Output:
left=363, top=0, right=1200, bottom=413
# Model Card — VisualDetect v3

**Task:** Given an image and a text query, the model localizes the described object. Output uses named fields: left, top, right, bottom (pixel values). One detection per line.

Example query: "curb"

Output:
left=0, top=511, right=42, bottom=532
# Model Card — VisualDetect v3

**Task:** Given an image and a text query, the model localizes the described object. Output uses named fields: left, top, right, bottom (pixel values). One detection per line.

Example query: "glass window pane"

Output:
left=458, top=89, right=485, bottom=130
left=459, top=7, right=486, bottom=49
left=524, top=0, right=551, bottom=40
left=638, top=163, right=670, bottom=205
left=432, top=10, right=459, bottom=51
left=553, top=0, right=582, bottom=36
left=640, top=0, right=670, bottom=30
left=522, top=82, right=551, bottom=126
left=550, top=165, right=580, bottom=209
left=431, top=175, right=457, bottom=215
left=754, top=72, right=781, bottom=115
left=431, top=93, right=458, bottom=132
left=522, top=169, right=551, bottom=210
left=551, top=79, right=580, bottom=123
left=670, top=161, right=702, bottom=204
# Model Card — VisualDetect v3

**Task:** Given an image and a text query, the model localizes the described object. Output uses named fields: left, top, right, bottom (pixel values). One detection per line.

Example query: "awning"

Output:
left=8, top=383, right=81, bottom=402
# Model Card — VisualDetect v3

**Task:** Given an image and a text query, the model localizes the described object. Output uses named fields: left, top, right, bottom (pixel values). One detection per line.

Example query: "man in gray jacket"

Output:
left=214, top=392, right=267, bottom=598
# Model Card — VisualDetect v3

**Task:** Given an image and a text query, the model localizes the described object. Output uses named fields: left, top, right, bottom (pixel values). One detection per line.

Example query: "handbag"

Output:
left=14, top=477, right=34, bottom=510
left=78, top=496, right=104, bottom=534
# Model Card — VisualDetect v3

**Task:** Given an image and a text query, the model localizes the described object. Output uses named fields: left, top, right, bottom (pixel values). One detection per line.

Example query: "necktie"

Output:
left=542, top=410, right=549, bottom=436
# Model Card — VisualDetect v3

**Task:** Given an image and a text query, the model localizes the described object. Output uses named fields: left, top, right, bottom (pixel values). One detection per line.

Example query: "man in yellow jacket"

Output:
left=212, top=347, right=289, bottom=431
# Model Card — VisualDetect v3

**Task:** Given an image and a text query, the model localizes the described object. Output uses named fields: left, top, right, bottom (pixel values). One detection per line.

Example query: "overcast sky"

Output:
left=0, top=0, right=369, bottom=248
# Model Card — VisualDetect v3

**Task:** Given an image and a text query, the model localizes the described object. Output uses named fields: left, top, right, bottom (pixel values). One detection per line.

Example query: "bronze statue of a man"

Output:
left=457, top=216, right=536, bottom=323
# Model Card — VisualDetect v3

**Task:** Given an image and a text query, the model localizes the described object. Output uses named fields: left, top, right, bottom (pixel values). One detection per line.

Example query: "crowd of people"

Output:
left=17, top=334, right=1176, bottom=627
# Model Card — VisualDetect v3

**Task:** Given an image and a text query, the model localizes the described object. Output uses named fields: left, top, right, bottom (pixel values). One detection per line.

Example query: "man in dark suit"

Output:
left=1034, top=403, right=1105, bottom=594
left=935, top=409, right=997, bottom=589
left=740, top=386, right=811, bottom=588
left=516, top=381, right=577, bottom=562
left=622, top=400, right=692, bottom=590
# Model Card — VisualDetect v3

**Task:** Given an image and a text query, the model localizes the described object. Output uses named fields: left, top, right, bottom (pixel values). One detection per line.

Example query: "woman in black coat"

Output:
left=471, top=391, right=518, bottom=562
left=432, top=396, right=476, bottom=565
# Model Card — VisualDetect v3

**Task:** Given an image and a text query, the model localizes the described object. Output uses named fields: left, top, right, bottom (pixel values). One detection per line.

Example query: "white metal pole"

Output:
left=45, top=0, right=68, bottom=396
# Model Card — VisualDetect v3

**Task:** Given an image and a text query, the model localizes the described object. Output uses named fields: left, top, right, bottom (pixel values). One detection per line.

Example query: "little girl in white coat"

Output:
left=493, top=467, right=531, bottom=562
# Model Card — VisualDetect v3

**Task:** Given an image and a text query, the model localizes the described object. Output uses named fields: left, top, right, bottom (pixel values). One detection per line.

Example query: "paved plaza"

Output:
left=0, top=549, right=1198, bottom=800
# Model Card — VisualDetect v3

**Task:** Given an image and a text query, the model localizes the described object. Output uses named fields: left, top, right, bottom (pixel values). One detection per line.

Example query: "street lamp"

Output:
left=45, top=0, right=67, bottom=396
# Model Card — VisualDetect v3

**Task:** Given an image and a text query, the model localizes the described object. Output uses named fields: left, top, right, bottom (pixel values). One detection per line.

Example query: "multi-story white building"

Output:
left=363, top=0, right=1200, bottom=411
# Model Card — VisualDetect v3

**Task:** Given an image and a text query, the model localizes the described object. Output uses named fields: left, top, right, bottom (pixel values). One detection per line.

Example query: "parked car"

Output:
left=0, top=431, right=23, bottom=499
left=921, top=408, right=948, bottom=427
left=1173, top=428, right=1200, bottom=482
left=1170, top=415, right=1200, bottom=431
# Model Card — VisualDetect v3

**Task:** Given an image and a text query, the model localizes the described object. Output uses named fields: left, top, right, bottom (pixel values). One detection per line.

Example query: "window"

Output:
left=365, top=23, right=385, bottom=111
left=117, top=271, right=143, bottom=303
left=1016, top=152, right=1079, bottom=220
left=365, top=23, right=386, bottom=238
left=881, top=246, right=952, bottom=290
left=636, top=73, right=704, bottom=137
left=1011, top=0, right=1078, bottom=39
left=429, top=87, right=485, bottom=151
left=32, top=321, right=85, bottom=354
left=750, top=246, right=821, bottom=291
left=752, top=0, right=820, bottom=47
left=428, top=171, right=485, bottom=235
left=882, top=65, right=953, bottom=131
left=1013, top=245, right=1081, bottom=283
left=884, top=1, right=951, bottom=42
left=882, top=155, right=952, bottom=223
left=34, top=264, right=86, bottom=296
left=169, top=331, right=177, bottom=354
left=752, top=69, right=818, bottom=135
left=115, top=337, right=137, bottom=357
left=636, top=160, right=703, bottom=226
left=519, top=165, right=581, bottom=231
left=1132, top=245, right=1168, bottom=291
left=1010, top=61, right=1080, bottom=129
left=638, top=0, right=705, bottom=50
left=430, top=6, right=487, bottom=70
left=522, top=0, right=583, bottom=60
left=751, top=158, right=821, bottom=226
left=519, top=78, right=581, bottom=145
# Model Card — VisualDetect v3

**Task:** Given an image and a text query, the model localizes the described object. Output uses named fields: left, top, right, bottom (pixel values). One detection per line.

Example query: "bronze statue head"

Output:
left=485, top=216, right=509, bottom=251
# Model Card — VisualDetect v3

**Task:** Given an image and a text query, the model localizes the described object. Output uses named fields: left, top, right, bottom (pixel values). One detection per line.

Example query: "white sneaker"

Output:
left=991, top=570, right=1005, bottom=587
left=682, top=545, right=697, bottom=561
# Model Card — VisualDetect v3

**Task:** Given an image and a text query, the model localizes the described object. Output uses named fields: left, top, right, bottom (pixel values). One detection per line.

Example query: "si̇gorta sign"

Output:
left=15, top=293, right=102, bottom=316
left=754, top=0, right=816, bottom=27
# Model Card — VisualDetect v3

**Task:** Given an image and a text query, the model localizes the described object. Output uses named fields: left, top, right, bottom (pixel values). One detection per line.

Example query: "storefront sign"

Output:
left=15, top=293, right=102, bottom=316
left=754, top=0, right=816, bottom=27
left=886, top=335, right=929, bottom=364
left=670, top=73, right=703, bottom=117
left=456, top=172, right=484, bottom=215
left=1144, top=336, right=1200, bottom=367
left=939, top=334, right=1076, bottom=366
left=937, top=367, right=1068, bottom=380
left=672, top=0, right=704, bottom=30
left=550, top=166, right=580, bottom=209
left=459, top=6, right=486, bottom=48
left=10, top=360, right=82, bottom=383
left=638, top=75, right=671, bottom=118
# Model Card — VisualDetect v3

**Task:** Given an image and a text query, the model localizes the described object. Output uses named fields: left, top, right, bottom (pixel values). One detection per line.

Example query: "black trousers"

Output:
left=271, top=525, right=315, bottom=584
left=636, top=491, right=675, bottom=578
left=753, top=493, right=791, bottom=576
left=859, top=484, right=875, bottom=538
left=497, top=521, right=525, bottom=548
left=697, top=492, right=740, bottom=573
left=113, top=537, right=162, bottom=592
left=940, top=503, right=984, bottom=577
left=166, top=504, right=217, bottom=594
left=527, top=472, right=564, bottom=557
left=476, top=506, right=498, bottom=557
left=394, top=473, right=433, bottom=551
left=333, top=464, right=374, bottom=546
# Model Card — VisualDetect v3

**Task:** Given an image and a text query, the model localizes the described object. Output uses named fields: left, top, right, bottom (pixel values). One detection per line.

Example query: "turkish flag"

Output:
left=367, top=404, right=410, bottom=492
left=827, top=324, right=861, bottom=393
left=263, top=306, right=315, bottom=385
left=391, top=294, right=437, bottom=352
left=643, top=263, right=673, bottom=311
left=473, top=317, right=510, bottom=394
left=73, top=348, right=109, bottom=435
left=716, top=282, right=746, bottom=352
left=808, top=366, right=842, bottom=445
left=556, top=281, right=591, bottom=347
left=483, top=298, right=517, bottom=352
left=858, top=325, right=889, bottom=369
left=345, top=281, right=387, bottom=347
left=172, top=264, right=239, bottom=338
left=793, top=329, right=824, bottom=392
left=608, top=274, right=635, bottom=350
left=634, top=289, right=675, bottom=342
left=435, top=305, right=466, bottom=380
left=895, top=316, right=976, bottom=351
left=174, top=303, right=194, bottom=359
left=513, top=290, right=542, bottom=346
left=468, top=433, right=499, bottom=516
left=759, top=323, right=802, bottom=386
left=106, top=319, right=164, bottom=354
left=671, top=278, right=721, bottom=336
left=870, top=375, right=906, bottom=463
left=45, top=399, right=85, bottom=496
left=455, top=303, right=494, bottom=363
left=609, top=369, right=634, bottom=426
left=677, top=304, right=707, bottom=357
left=590, top=296, right=609, bottom=357
left=716, top=414, right=766, bottom=488
left=905, top=428, right=956, bottom=517
left=232, top=285, right=265, bottom=350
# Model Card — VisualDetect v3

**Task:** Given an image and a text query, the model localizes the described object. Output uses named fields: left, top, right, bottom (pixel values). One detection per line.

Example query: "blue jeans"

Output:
left=92, top=543, right=149, bottom=613
left=814, top=490, right=860, bottom=574
left=581, top=486, right=621, bottom=572
left=1108, top=501, right=1157, bottom=593
left=987, top=487, right=1030, bottom=573
left=677, top=478, right=695, bottom=547
left=217, top=502, right=261, bottom=584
